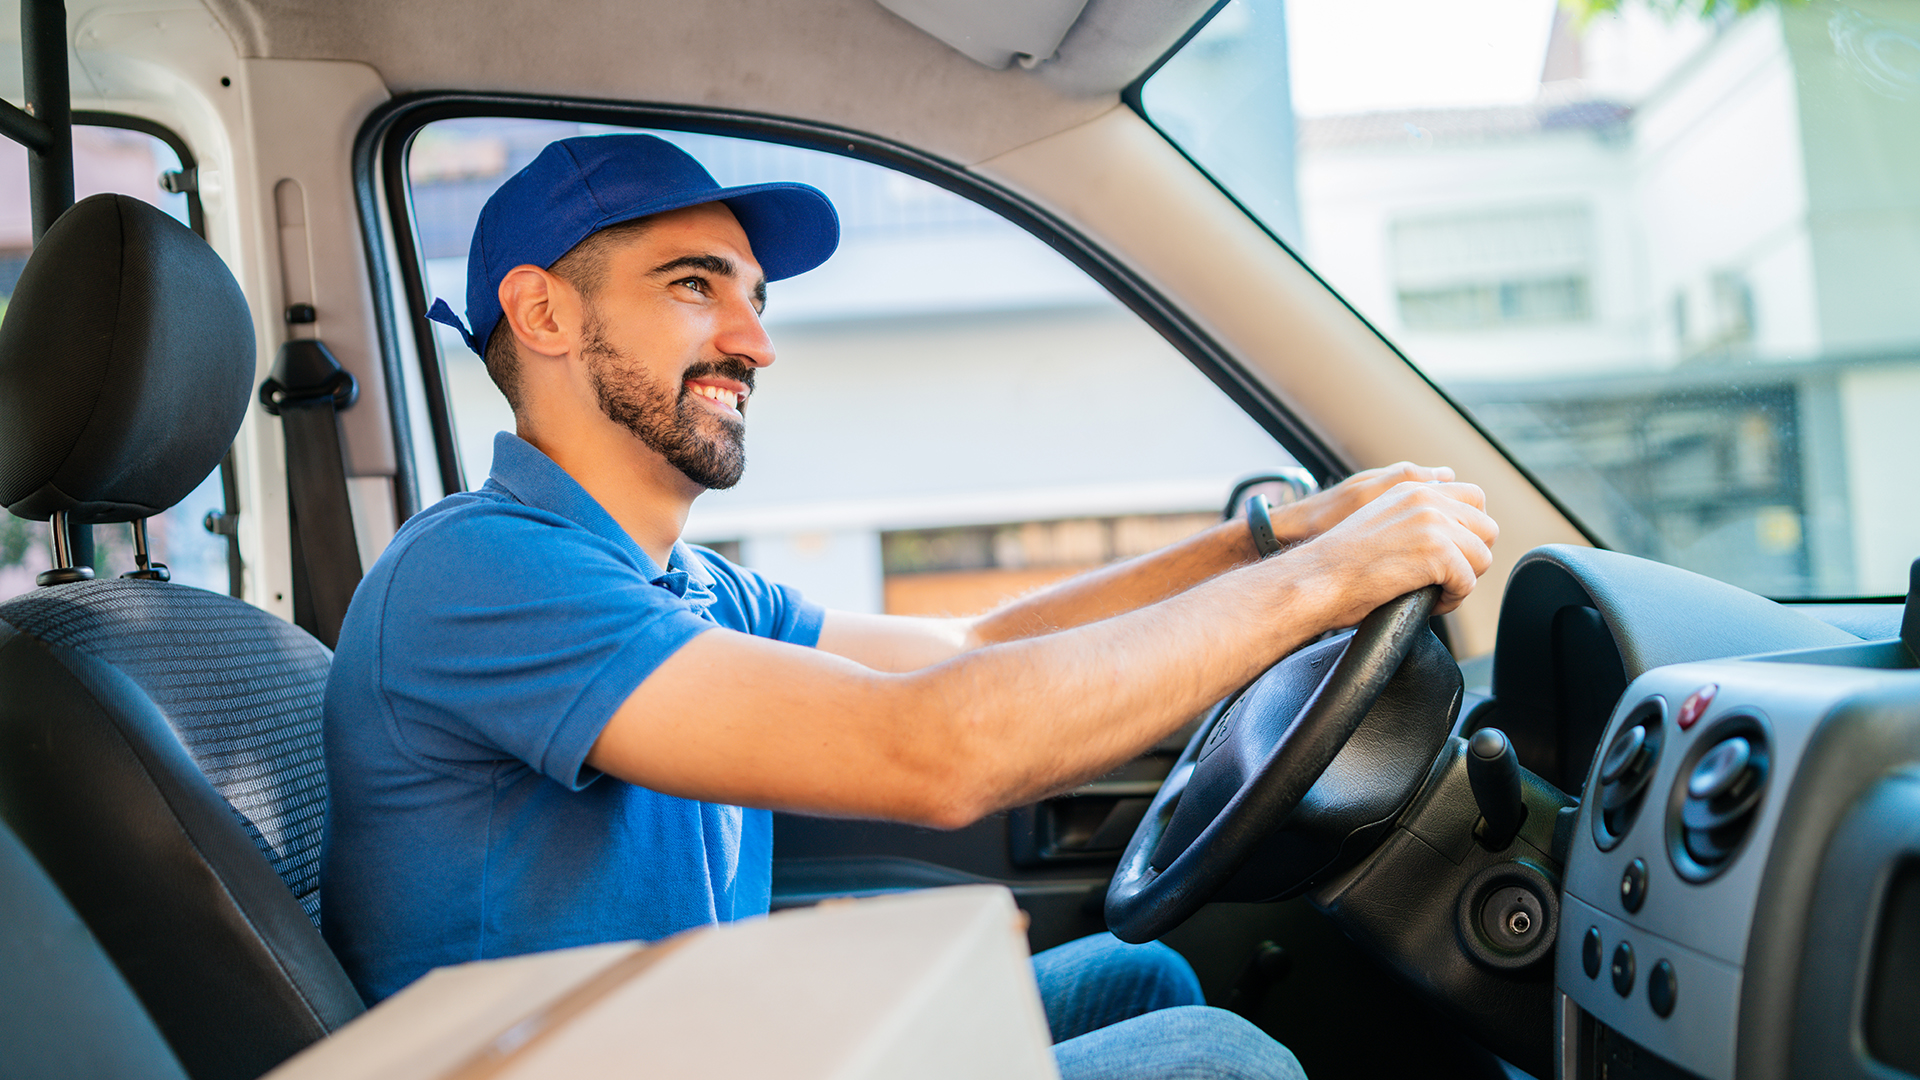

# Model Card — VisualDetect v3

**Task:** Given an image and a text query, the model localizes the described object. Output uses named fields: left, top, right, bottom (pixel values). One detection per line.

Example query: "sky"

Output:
left=1285, top=0, right=1564, bottom=115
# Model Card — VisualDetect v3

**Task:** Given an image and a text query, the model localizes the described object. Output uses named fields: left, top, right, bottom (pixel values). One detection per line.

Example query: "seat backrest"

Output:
left=0, top=194, right=365, bottom=1080
left=0, top=814, right=190, bottom=1080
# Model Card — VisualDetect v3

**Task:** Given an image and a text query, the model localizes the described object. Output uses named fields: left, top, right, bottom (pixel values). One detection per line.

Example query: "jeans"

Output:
left=1033, top=933, right=1307, bottom=1080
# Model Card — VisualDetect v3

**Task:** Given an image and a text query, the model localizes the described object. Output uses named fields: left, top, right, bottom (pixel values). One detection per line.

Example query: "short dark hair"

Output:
left=481, top=217, right=654, bottom=411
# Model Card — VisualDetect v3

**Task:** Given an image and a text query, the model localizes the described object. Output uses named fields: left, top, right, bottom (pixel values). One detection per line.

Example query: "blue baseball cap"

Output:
left=427, top=134, right=840, bottom=355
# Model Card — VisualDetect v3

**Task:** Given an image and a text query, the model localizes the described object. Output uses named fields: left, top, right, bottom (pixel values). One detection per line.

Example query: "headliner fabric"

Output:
left=0, top=194, right=254, bottom=523
left=0, top=581, right=333, bottom=923
left=194, top=0, right=1165, bottom=165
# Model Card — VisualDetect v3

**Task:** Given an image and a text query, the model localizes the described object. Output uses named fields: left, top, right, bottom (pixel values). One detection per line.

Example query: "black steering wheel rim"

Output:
left=1105, top=585, right=1443, bottom=943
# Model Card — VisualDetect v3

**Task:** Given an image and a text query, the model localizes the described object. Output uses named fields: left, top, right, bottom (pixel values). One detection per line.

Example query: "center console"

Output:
left=1555, top=634, right=1920, bottom=1080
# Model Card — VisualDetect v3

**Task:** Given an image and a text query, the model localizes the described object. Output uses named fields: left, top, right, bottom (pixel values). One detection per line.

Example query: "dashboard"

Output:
left=1484, top=547, right=1920, bottom=1080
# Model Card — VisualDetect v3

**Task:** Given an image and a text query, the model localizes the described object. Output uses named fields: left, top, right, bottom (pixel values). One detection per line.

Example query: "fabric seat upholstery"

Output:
left=0, top=193, right=365, bottom=1080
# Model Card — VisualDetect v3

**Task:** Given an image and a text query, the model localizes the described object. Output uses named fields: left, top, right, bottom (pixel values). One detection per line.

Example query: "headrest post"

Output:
left=49, top=509, right=71, bottom=566
left=122, top=518, right=170, bottom=581
left=36, top=510, right=95, bottom=586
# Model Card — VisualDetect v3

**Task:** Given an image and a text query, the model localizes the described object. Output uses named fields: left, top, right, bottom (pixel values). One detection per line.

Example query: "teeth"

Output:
left=691, top=383, right=740, bottom=410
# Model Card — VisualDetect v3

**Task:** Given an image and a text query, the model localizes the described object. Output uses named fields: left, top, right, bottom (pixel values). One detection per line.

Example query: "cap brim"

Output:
left=593, top=180, right=840, bottom=283
left=715, top=182, right=841, bottom=282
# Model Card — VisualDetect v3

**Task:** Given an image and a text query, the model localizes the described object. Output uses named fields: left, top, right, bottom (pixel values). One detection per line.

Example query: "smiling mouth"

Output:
left=687, top=381, right=745, bottom=414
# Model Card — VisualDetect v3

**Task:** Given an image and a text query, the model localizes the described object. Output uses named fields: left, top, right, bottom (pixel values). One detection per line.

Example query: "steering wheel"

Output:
left=1105, top=585, right=1445, bottom=943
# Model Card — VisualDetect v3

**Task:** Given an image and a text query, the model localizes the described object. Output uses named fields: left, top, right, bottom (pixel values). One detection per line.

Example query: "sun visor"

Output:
left=874, top=0, right=1090, bottom=69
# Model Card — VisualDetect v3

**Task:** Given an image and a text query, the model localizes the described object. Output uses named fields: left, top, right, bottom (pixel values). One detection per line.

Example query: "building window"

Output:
left=1391, top=205, right=1594, bottom=330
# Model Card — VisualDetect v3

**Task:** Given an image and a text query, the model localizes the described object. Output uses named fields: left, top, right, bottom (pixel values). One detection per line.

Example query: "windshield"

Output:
left=1140, top=0, right=1920, bottom=600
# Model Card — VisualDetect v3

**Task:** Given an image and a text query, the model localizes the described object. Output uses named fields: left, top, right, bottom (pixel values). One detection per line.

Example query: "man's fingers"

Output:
left=1300, top=463, right=1469, bottom=541
left=1359, top=461, right=1455, bottom=487
left=1453, top=516, right=1496, bottom=578
left=1278, top=466, right=1499, bottom=624
left=1427, top=521, right=1493, bottom=614
left=1429, top=490, right=1498, bottom=550
left=1411, top=479, right=1487, bottom=512
left=1467, top=504, right=1499, bottom=551
left=1384, top=485, right=1498, bottom=607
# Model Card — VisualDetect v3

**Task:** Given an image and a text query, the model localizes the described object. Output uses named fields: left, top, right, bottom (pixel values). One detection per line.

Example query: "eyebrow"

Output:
left=648, top=253, right=768, bottom=310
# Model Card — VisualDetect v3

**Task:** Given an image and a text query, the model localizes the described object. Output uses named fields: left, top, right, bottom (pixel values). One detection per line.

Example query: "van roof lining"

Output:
left=194, top=0, right=1212, bottom=164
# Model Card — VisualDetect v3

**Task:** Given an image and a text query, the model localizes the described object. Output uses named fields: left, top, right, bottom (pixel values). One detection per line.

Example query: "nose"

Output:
left=714, top=291, right=775, bottom=369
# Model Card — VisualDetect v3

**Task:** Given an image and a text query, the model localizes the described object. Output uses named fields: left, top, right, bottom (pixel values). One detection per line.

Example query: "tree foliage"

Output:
left=1562, top=0, right=1807, bottom=21
left=1, top=514, right=34, bottom=569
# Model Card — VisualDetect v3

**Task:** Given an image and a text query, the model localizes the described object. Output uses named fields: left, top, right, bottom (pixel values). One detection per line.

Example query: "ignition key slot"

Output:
left=1457, top=862, right=1560, bottom=970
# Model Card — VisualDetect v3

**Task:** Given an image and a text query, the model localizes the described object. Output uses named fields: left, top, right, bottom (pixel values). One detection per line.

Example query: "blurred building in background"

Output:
left=1288, top=2, right=1920, bottom=596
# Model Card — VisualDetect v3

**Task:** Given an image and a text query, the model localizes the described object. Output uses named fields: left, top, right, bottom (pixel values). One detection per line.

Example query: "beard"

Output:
left=581, top=311, right=753, bottom=490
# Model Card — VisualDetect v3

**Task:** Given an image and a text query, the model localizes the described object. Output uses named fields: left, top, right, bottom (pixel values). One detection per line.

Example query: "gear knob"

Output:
left=1467, top=727, right=1526, bottom=850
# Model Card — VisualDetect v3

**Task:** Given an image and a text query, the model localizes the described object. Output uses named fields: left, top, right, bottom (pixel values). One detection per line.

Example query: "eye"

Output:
left=673, top=276, right=711, bottom=297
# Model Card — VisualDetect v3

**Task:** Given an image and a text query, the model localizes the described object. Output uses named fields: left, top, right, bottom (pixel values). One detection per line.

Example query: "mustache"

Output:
left=681, top=357, right=756, bottom=394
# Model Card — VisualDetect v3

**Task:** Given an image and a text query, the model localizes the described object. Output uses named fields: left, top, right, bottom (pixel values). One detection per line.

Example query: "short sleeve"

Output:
left=373, top=504, right=716, bottom=789
left=687, top=546, right=825, bottom=646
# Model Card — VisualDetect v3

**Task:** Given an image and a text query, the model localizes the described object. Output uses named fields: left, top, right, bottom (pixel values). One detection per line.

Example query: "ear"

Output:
left=498, top=265, right=580, bottom=360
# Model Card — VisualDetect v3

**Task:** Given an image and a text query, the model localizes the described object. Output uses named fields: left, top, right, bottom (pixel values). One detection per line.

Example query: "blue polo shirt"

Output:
left=321, top=432, right=824, bottom=1004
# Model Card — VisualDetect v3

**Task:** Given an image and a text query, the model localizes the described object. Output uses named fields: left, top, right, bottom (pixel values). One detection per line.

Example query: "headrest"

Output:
left=0, top=194, right=254, bottom=523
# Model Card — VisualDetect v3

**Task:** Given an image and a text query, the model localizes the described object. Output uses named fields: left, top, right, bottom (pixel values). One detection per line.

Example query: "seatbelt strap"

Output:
left=261, top=339, right=363, bottom=650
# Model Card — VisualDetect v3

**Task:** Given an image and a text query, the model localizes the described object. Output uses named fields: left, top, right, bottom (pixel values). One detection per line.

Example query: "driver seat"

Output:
left=0, top=194, right=364, bottom=1080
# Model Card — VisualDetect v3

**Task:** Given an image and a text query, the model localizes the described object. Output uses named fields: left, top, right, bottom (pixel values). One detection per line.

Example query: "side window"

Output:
left=404, top=120, right=1293, bottom=615
left=0, top=123, right=234, bottom=604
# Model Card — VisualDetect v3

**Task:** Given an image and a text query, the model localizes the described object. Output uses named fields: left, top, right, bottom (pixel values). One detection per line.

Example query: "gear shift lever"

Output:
left=1467, top=727, right=1526, bottom=850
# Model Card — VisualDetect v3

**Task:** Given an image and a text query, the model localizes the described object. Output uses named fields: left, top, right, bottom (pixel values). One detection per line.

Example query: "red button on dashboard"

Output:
left=1677, top=684, right=1718, bottom=730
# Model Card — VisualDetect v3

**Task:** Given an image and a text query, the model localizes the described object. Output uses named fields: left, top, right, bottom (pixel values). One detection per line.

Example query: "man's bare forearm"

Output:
left=820, top=467, right=1466, bottom=673
left=904, top=553, right=1324, bottom=822
left=593, top=479, right=1497, bottom=828
left=965, top=517, right=1261, bottom=648
left=598, top=543, right=1333, bottom=829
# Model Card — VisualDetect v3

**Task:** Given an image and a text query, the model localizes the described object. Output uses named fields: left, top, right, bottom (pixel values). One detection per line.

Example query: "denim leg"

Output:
left=1052, top=1005, right=1309, bottom=1080
left=1031, top=932, right=1206, bottom=1043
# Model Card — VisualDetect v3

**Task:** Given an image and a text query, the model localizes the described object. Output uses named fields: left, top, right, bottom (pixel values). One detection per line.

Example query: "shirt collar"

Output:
left=484, top=431, right=717, bottom=606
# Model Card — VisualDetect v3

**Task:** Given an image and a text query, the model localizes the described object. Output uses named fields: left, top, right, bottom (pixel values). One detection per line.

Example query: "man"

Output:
left=323, top=134, right=1497, bottom=1079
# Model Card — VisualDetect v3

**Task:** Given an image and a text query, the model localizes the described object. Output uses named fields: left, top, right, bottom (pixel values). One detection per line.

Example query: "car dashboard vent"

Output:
left=1671, top=715, right=1770, bottom=881
left=1593, top=699, right=1664, bottom=850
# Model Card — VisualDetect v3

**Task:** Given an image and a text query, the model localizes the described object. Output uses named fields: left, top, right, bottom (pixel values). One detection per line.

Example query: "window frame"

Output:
left=352, top=93, right=1348, bottom=508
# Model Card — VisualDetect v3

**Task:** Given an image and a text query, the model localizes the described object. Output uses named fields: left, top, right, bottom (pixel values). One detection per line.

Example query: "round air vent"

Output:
left=1592, top=698, right=1665, bottom=850
left=1669, top=714, right=1770, bottom=882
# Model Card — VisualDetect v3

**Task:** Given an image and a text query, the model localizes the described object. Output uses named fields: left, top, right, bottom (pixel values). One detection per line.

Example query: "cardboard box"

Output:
left=266, top=885, right=1059, bottom=1080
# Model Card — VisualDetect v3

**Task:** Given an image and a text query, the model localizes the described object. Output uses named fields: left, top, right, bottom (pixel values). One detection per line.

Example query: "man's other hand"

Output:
left=1276, top=477, right=1497, bottom=623
left=1268, top=461, right=1456, bottom=545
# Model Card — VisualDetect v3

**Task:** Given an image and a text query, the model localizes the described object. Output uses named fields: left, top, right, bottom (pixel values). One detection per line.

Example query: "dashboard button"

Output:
left=1621, top=857, right=1649, bottom=913
left=1583, top=927, right=1602, bottom=978
left=1649, top=959, right=1677, bottom=1017
left=1611, top=941, right=1636, bottom=997
left=1677, top=684, right=1718, bottom=730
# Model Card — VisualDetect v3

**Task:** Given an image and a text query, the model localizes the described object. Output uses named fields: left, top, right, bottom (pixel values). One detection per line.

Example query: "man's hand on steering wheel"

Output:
left=1267, top=473, right=1498, bottom=626
left=1106, top=469, right=1497, bottom=943
left=1264, top=461, right=1456, bottom=546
